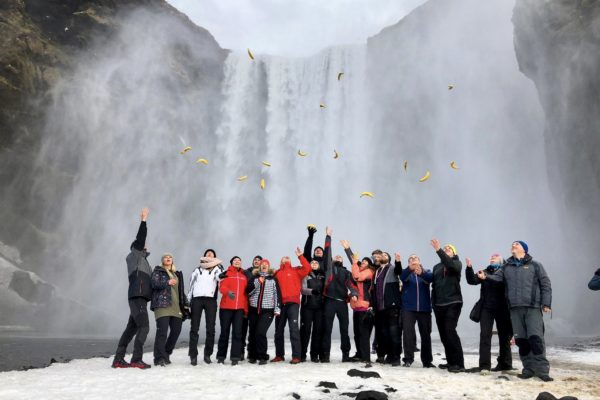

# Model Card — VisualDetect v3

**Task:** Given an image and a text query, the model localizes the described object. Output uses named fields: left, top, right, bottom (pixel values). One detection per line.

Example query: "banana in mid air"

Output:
left=448, top=84, right=454, bottom=90
left=403, top=160, right=408, bottom=171
left=262, top=161, right=271, bottom=167
left=320, top=103, right=326, bottom=109
left=450, top=161, right=459, bottom=170
left=237, top=175, right=248, bottom=181
left=297, top=150, right=308, bottom=157
left=333, top=150, right=340, bottom=159
left=247, top=48, right=255, bottom=60
left=196, top=158, right=209, bottom=165
left=180, top=146, right=192, bottom=154
left=419, top=171, right=431, bottom=182
left=360, top=192, right=375, bottom=198
left=260, top=179, right=265, bottom=190
left=337, top=72, right=344, bottom=81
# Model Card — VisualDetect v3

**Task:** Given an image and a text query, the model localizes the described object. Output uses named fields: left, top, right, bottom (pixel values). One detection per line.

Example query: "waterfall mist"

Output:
left=25, top=0, right=598, bottom=335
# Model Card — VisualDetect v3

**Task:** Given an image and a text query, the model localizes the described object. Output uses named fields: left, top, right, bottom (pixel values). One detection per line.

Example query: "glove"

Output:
left=218, top=271, right=227, bottom=280
left=307, top=226, right=317, bottom=235
left=595, top=268, right=600, bottom=276
left=228, top=291, right=235, bottom=300
left=312, top=288, right=320, bottom=295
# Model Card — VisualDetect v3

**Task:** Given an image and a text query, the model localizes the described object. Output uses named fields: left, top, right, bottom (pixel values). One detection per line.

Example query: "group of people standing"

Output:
left=112, top=208, right=584, bottom=384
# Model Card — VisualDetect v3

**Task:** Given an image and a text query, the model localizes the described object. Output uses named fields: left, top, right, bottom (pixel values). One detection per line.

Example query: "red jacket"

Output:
left=219, top=265, right=248, bottom=315
left=274, top=255, right=311, bottom=304
left=350, top=260, right=374, bottom=311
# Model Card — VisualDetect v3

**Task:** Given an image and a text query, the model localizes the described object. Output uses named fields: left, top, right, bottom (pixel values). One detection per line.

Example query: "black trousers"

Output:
left=353, top=311, right=374, bottom=362
left=374, top=307, right=402, bottom=362
left=153, top=316, right=182, bottom=363
left=433, top=303, right=464, bottom=368
left=300, top=306, right=323, bottom=359
left=402, top=309, right=432, bottom=365
left=188, top=296, right=217, bottom=358
left=241, top=314, right=249, bottom=357
left=217, top=309, right=244, bottom=361
left=274, top=303, right=301, bottom=359
left=479, top=307, right=513, bottom=369
left=321, top=298, right=351, bottom=356
left=115, top=298, right=150, bottom=362
left=248, top=307, right=275, bottom=361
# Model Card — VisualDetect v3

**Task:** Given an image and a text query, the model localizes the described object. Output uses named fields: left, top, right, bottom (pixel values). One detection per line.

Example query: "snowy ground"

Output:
left=1, top=341, right=599, bottom=400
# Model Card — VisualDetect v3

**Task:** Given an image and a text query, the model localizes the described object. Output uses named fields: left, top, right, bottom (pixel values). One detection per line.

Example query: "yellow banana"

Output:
left=450, top=161, right=459, bottom=170
left=419, top=171, right=431, bottom=182
left=333, top=150, right=339, bottom=159
left=262, top=161, right=271, bottom=167
left=337, top=72, right=344, bottom=81
left=297, top=150, right=308, bottom=157
left=320, top=103, right=326, bottom=108
left=360, top=192, right=375, bottom=198
left=180, top=146, right=192, bottom=154
left=448, top=84, right=454, bottom=90
left=260, top=179, right=265, bottom=190
left=247, top=48, right=255, bottom=60
left=237, top=175, right=248, bottom=181
left=196, top=158, right=208, bottom=165
left=403, top=160, right=408, bottom=171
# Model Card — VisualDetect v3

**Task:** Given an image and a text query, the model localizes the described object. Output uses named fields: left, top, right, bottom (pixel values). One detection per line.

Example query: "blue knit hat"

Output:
left=515, top=241, right=528, bottom=254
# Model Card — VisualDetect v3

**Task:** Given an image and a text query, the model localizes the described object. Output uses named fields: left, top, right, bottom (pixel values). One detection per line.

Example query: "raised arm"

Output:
left=431, top=239, right=462, bottom=274
left=393, top=252, right=403, bottom=275
left=131, top=207, right=149, bottom=251
left=303, top=226, right=317, bottom=261
left=465, top=258, right=481, bottom=285
left=296, top=247, right=312, bottom=278
left=322, top=227, right=333, bottom=276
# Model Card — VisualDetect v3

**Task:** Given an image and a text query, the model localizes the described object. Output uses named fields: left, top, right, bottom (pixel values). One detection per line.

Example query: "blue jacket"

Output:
left=400, top=268, right=433, bottom=312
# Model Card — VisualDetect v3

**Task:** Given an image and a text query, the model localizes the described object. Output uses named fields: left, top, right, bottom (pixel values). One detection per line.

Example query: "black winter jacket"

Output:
left=466, top=265, right=508, bottom=310
left=150, top=266, right=188, bottom=317
left=127, top=221, right=152, bottom=300
left=301, top=271, right=325, bottom=309
left=322, top=235, right=358, bottom=301
left=431, top=249, right=463, bottom=307
left=371, top=260, right=403, bottom=311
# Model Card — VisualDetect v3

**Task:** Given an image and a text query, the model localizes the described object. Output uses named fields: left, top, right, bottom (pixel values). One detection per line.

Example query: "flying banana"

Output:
left=360, top=192, right=375, bottom=198
left=450, top=161, right=459, bottom=170
left=320, top=103, right=326, bottom=109
left=260, top=179, right=265, bottom=190
left=419, top=171, right=431, bottom=182
left=297, top=150, right=308, bottom=157
left=337, top=72, right=344, bottom=81
left=403, top=160, right=408, bottom=171
left=333, top=150, right=339, bottom=159
left=448, top=84, right=454, bottom=90
left=180, top=146, right=192, bottom=154
left=237, top=175, right=248, bottom=181
left=196, top=158, right=209, bottom=165
left=247, top=48, right=255, bottom=60
left=262, top=161, right=271, bottom=167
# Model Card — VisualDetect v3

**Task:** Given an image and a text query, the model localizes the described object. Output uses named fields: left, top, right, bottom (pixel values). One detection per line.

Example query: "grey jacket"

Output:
left=487, top=254, right=551, bottom=309
left=127, top=248, right=153, bottom=300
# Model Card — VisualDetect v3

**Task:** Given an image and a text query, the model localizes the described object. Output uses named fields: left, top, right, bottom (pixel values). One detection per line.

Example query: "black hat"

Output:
left=230, top=256, right=241, bottom=265
left=204, top=248, right=217, bottom=257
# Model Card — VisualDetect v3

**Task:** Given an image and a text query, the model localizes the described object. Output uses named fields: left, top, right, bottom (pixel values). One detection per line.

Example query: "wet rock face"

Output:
left=513, top=0, right=600, bottom=234
left=9, top=269, right=54, bottom=303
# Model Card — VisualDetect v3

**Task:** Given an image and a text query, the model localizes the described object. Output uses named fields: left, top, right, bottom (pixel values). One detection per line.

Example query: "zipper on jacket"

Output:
left=415, top=274, right=419, bottom=312
left=235, top=272, right=240, bottom=309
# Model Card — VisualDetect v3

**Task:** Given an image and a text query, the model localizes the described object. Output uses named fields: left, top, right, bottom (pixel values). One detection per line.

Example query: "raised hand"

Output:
left=430, top=238, right=441, bottom=251
left=340, top=240, right=350, bottom=249
left=476, top=270, right=486, bottom=280
left=326, top=226, right=333, bottom=236
left=307, top=225, right=317, bottom=234
left=295, top=246, right=303, bottom=257
left=466, top=257, right=472, bottom=268
left=141, top=207, right=149, bottom=221
left=394, top=252, right=401, bottom=262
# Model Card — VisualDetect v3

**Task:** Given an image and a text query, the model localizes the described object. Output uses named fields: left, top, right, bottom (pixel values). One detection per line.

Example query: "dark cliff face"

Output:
left=513, top=0, right=600, bottom=241
left=0, top=0, right=226, bottom=280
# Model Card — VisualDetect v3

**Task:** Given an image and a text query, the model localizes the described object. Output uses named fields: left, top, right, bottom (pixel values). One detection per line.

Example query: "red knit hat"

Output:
left=260, top=259, right=271, bottom=268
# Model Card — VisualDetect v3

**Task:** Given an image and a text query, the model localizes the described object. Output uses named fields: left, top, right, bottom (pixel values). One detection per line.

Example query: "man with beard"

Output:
left=320, top=227, right=358, bottom=363
left=372, top=251, right=403, bottom=366
left=483, top=241, right=553, bottom=382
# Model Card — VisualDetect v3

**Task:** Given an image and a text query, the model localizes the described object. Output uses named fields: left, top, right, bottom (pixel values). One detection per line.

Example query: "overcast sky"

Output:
left=165, top=0, right=427, bottom=56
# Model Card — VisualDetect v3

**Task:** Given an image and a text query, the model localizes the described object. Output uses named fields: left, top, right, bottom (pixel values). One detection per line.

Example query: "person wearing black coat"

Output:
left=466, top=254, right=513, bottom=373
left=112, top=208, right=152, bottom=369
left=151, top=253, right=189, bottom=366
left=300, top=258, right=325, bottom=362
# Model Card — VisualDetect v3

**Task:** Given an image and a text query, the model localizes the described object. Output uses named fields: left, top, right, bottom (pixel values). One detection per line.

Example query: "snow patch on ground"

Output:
left=1, top=342, right=599, bottom=400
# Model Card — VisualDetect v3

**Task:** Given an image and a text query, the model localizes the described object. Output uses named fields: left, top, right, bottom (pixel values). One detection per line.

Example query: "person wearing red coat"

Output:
left=271, top=247, right=312, bottom=364
left=216, top=256, right=248, bottom=365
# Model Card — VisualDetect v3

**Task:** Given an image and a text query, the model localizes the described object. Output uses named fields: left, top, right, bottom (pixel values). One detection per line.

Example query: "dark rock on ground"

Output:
left=317, top=381, right=338, bottom=389
left=347, top=369, right=381, bottom=379
left=291, top=393, right=300, bottom=399
left=384, top=387, right=397, bottom=393
left=341, top=393, right=358, bottom=398
left=536, top=393, right=579, bottom=400
left=497, top=375, right=510, bottom=381
left=356, top=391, right=388, bottom=400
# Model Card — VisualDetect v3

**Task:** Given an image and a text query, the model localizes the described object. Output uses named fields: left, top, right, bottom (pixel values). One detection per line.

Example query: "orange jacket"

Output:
left=274, top=255, right=312, bottom=304
left=350, top=260, right=374, bottom=311
left=219, top=265, right=248, bottom=315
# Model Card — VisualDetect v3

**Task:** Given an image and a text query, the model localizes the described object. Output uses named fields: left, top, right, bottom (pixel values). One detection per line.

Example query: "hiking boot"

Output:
left=130, top=361, right=151, bottom=369
left=539, top=375, right=554, bottom=382
left=259, top=359, right=268, bottom=365
left=290, top=358, right=301, bottom=364
left=438, top=363, right=449, bottom=369
left=248, top=358, right=257, bottom=364
left=165, top=354, right=171, bottom=365
left=364, top=362, right=373, bottom=368
left=320, top=356, right=330, bottom=363
left=231, top=360, right=238, bottom=366
left=154, top=359, right=166, bottom=367
left=402, top=361, right=412, bottom=367
left=491, top=364, right=513, bottom=372
left=342, top=353, right=352, bottom=362
left=423, top=363, right=436, bottom=368
left=390, top=359, right=401, bottom=367
left=310, top=356, right=320, bottom=363
left=204, top=355, right=212, bottom=364
left=270, top=356, right=285, bottom=363
left=111, top=359, right=130, bottom=368
left=517, top=369, right=534, bottom=379
left=217, top=358, right=225, bottom=364
left=348, top=354, right=361, bottom=362
left=190, top=356, right=197, bottom=366
left=300, top=356, right=306, bottom=363
left=448, top=365, right=466, bottom=373
left=375, top=357, right=386, bottom=364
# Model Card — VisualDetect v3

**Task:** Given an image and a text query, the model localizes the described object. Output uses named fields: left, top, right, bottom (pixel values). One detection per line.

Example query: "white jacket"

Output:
left=187, top=261, right=224, bottom=301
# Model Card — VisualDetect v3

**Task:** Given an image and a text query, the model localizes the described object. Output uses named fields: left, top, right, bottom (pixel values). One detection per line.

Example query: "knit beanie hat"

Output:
left=515, top=241, right=528, bottom=254
left=253, top=255, right=263, bottom=261
left=260, top=259, right=271, bottom=268
left=445, top=244, right=457, bottom=256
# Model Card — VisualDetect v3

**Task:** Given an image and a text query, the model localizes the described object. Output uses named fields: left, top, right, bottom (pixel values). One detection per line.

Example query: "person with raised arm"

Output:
left=272, top=247, right=312, bottom=364
left=187, top=249, right=224, bottom=365
left=300, top=258, right=325, bottom=363
left=482, top=241, right=553, bottom=381
left=400, top=254, right=435, bottom=368
left=430, top=239, right=465, bottom=372
left=341, top=239, right=375, bottom=364
left=112, top=207, right=152, bottom=369
left=465, top=254, right=513, bottom=374
left=320, top=227, right=358, bottom=363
